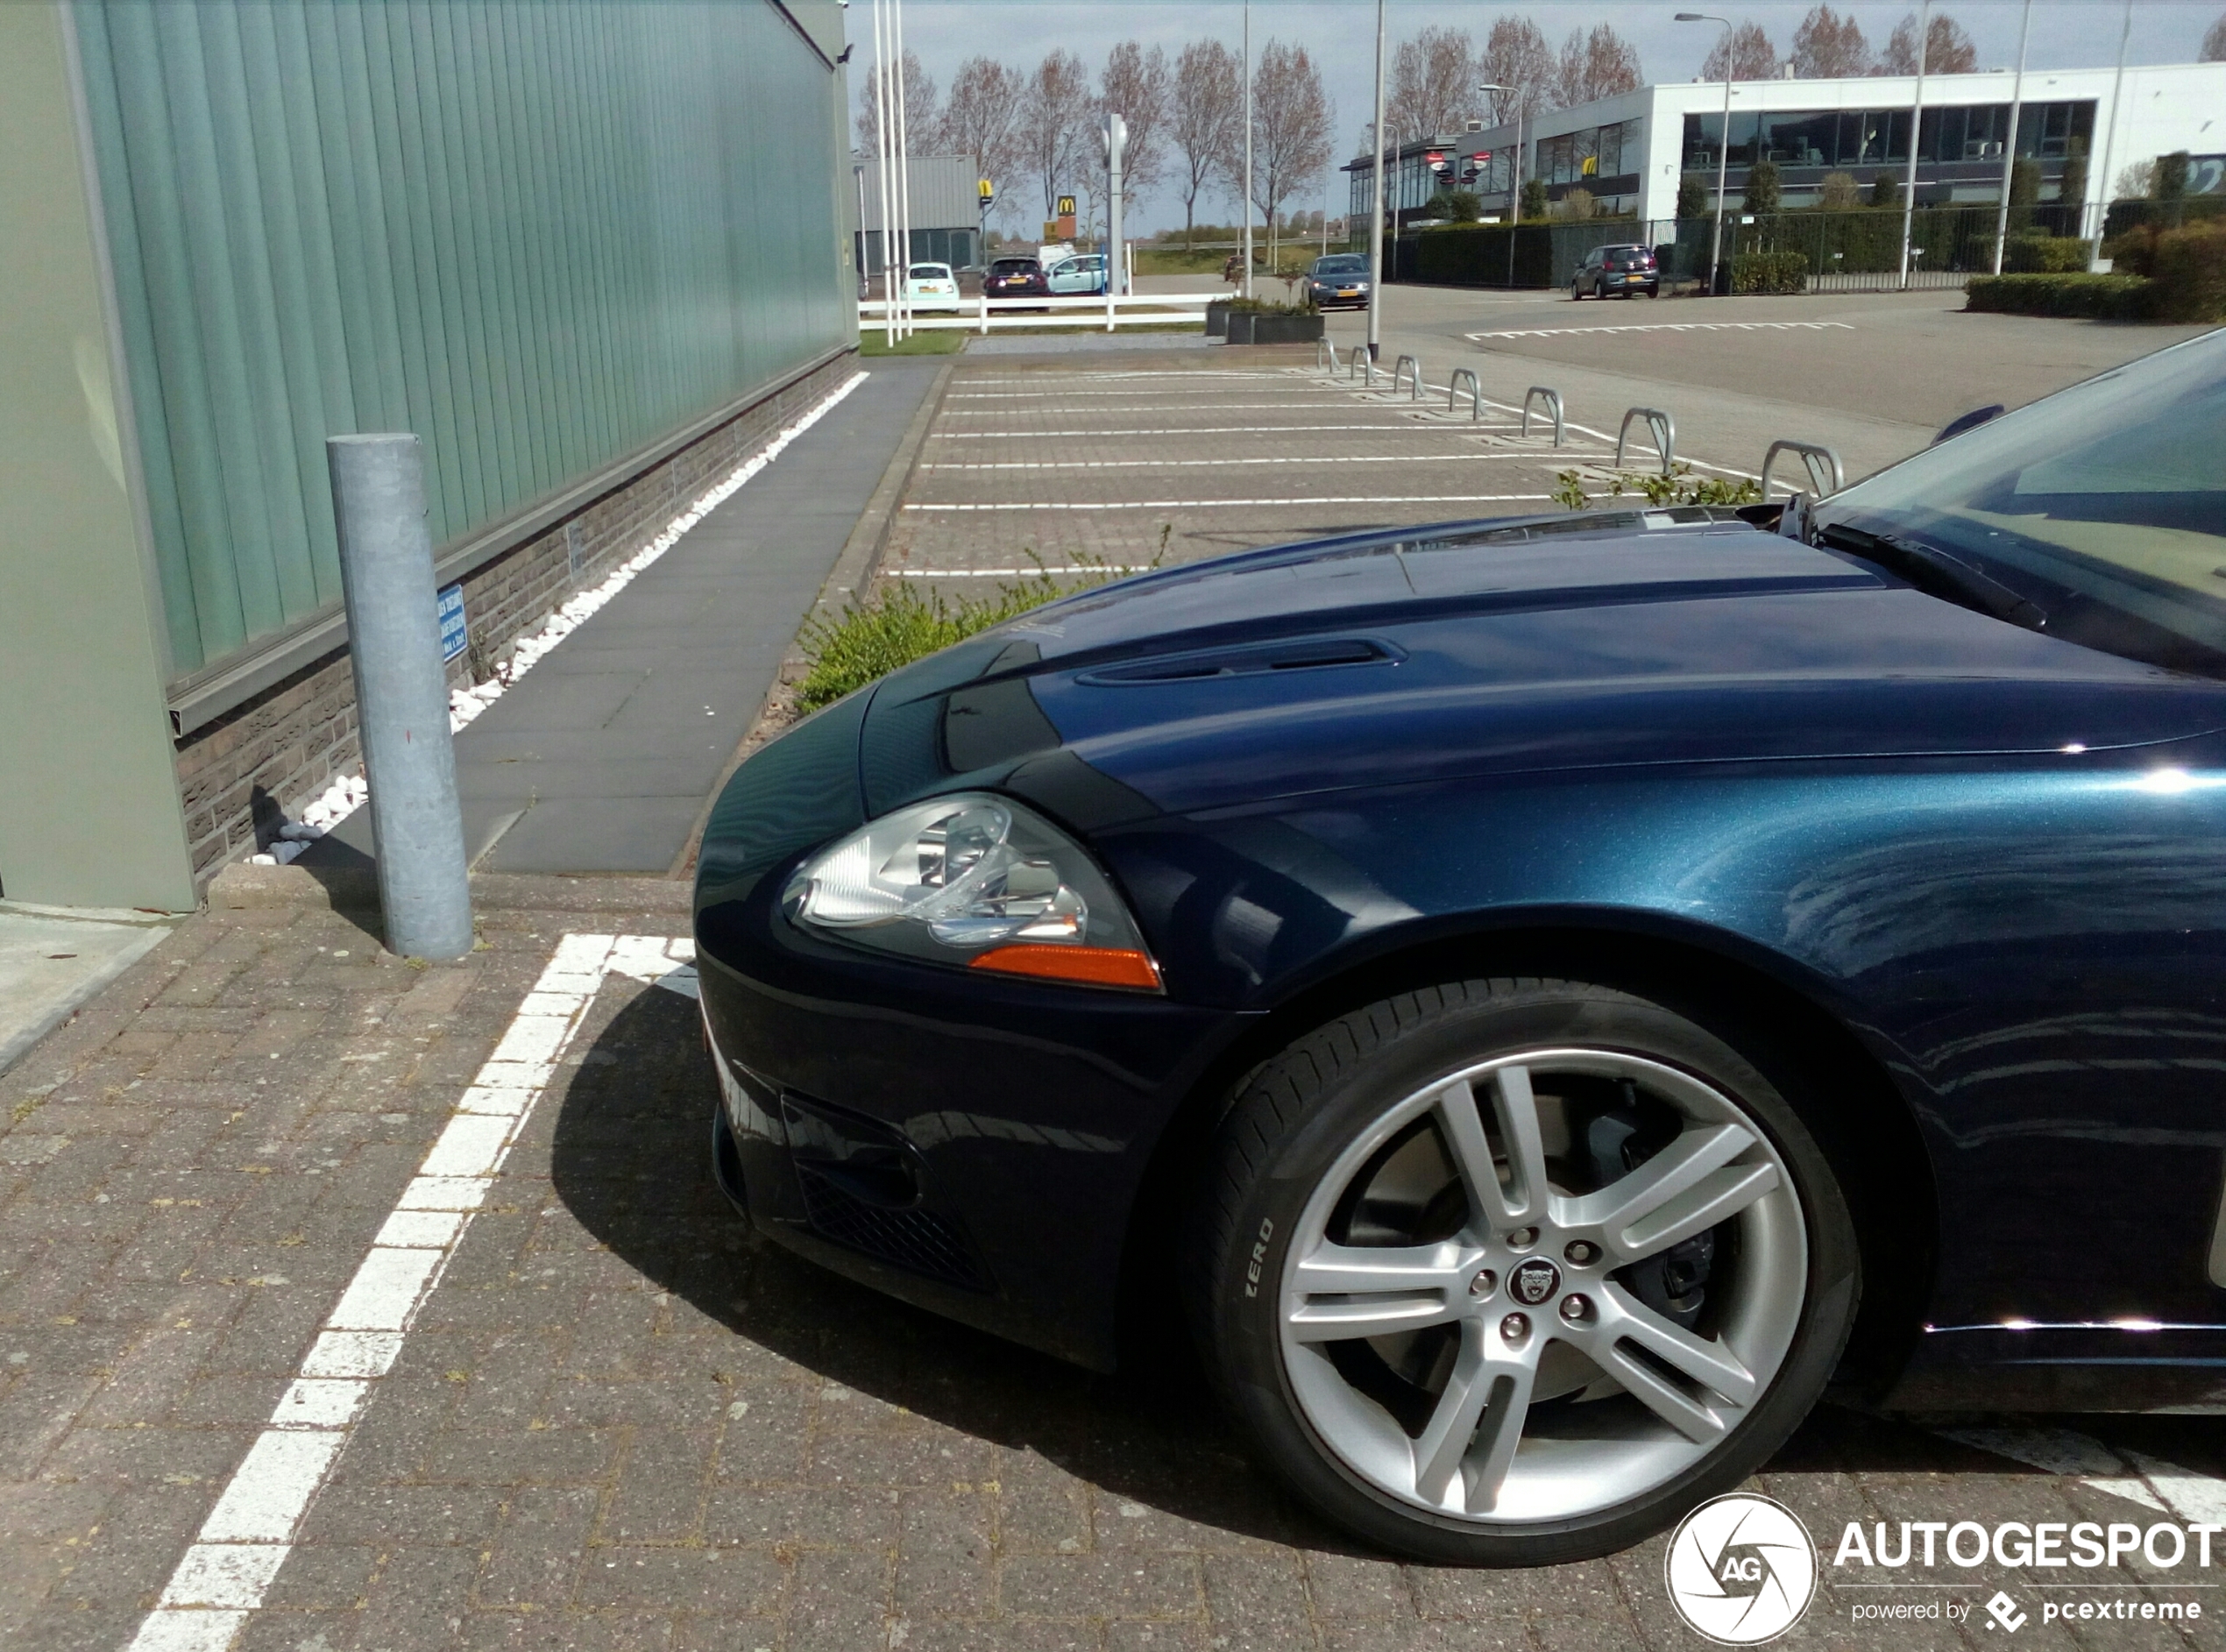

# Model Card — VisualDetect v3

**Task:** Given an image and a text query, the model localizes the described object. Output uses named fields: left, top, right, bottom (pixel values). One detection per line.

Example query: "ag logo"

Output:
left=1663, top=1493, right=1817, bottom=1645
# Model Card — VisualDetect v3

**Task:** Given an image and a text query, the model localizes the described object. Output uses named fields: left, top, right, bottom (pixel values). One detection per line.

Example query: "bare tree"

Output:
left=1881, top=11, right=1977, bottom=75
left=1169, top=39, right=1243, bottom=251
left=1100, top=41, right=1171, bottom=202
left=1553, top=24, right=1643, bottom=109
left=1250, top=40, right=1334, bottom=273
left=1702, top=21, right=1779, bottom=82
left=2207, top=11, right=2226, bottom=60
left=1388, top=25, right=1478, bottom=145
left=1016, top=49, right=1095, bottom=223
left=855, top=49, right=938, bottom=157
left=1478, top=15, right=1556, bottom=122
left=1790, top=5, right=1873, bottom=77
left=942, top=56, right=1025, bottom=197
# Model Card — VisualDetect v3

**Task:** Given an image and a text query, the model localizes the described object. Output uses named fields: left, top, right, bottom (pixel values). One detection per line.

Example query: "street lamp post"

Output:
left=1676, top=14, right=1733, bottom=297
left=1365, top=0, right=1385, bottom=358
left=1991, top=0, right=2034, bottom=274
left=1897, top=0, right=1932, bottom=290
left=1476, top=82, right=1521, bottom=289
left=2089, top=0, right=2134, bottom=256
left=1242, top=0, right=1255, bottom=301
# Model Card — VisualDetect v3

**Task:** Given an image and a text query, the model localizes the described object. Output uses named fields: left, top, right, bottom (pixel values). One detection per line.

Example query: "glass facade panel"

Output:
left=1682, top=99, right=2095, bottom=177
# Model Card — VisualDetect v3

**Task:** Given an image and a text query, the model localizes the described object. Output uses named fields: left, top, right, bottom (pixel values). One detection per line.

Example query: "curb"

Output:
left=209, top=862, right=691, bottom=918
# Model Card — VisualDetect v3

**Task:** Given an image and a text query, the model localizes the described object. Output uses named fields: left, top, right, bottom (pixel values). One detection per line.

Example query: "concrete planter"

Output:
left=1205, top=300, right=1230, bottom=338
left=1223, top=308, right=1253, bottom=344
left=1246, top=312, right=1325, bottom=344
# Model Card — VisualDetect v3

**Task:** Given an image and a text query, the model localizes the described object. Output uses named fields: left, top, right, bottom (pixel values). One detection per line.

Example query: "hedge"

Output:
left=1964, top=273, right=2155, bottom=320
left=1731, top=249, right=1809, bottom=294
left=1413, top=223, right=1556, bottom=287
left=1967, top=223, right=2226, bottom=323
left=2001, top=234, right=2095, bottom=273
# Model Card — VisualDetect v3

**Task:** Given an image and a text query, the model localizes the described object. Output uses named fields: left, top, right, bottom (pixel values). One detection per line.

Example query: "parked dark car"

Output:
left=1306, top=253, right=1372, bottom=310
left=983, top=255, right=1049, bottom=303
left=695, top=330, right=2226, bottom=1564
left=1572, top=243, right=1658, bottom=299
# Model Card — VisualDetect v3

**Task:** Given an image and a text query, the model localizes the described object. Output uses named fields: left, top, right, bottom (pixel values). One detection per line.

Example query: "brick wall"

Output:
left=173, top=351, right=856, bottom=885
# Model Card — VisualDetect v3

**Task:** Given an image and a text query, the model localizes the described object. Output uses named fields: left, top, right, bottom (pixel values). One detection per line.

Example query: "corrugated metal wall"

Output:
left=72, top=0, right=848, bottom=681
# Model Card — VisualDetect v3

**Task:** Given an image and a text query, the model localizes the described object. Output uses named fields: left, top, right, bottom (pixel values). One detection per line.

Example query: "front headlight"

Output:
left=781, top=792, right=1160, bottom=990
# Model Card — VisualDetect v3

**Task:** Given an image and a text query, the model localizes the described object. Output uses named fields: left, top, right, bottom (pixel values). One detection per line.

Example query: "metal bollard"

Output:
left=328, top=435, right=474, bottom=961
left=1448, top=369, right=1484, bottom=421
left=1392, top=355, right=1423, bottom=400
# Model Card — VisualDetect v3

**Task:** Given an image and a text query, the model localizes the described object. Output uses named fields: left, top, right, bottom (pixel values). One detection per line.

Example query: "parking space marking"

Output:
left=908, top=494, right=1555, bottom=512
left=126, top=933, right=693, bottom=1652
left=925, top=452, right=1606, bottom=471
left=1467, top=320, right=1858, bottom=342
left=939, top=402, right=1363, bottom=413
left=930, top=425, right=1517, bottom=438
left=1943, top=1426, right=2226, bottom=1523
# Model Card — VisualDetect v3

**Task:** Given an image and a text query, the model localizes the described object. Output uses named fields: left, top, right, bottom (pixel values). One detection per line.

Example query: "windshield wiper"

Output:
left=1817, top=521, right=2048, bottom=631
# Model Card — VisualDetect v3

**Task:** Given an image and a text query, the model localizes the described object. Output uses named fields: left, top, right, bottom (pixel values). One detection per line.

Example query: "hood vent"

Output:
left=1079, top=636, right=1403, bottom=686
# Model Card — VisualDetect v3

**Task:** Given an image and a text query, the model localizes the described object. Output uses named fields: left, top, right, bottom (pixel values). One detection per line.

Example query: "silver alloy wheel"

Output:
left=1277, top=1049, right=1807, bottom=1524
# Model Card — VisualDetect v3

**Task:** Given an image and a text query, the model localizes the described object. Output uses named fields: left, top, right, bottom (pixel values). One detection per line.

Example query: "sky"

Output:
left=841, top=1, right=2224, bottom=234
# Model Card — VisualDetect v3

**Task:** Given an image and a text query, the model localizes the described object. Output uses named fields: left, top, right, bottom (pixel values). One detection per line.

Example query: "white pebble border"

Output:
left=248, top=370, right=871, bottom=865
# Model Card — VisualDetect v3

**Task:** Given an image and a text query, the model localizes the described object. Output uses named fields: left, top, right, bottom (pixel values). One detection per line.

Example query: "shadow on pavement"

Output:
left=547, top=979, right=2005, bottom=1553
left=549, top=981, right=1353, bottom=1552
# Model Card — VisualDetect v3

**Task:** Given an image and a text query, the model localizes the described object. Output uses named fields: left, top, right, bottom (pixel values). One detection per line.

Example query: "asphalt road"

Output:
left=1319, top=283, right=2213, bottom=488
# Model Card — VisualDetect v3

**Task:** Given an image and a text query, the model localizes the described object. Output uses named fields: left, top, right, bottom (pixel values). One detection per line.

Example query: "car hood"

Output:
left=860, top=512, right=2226, bottom=820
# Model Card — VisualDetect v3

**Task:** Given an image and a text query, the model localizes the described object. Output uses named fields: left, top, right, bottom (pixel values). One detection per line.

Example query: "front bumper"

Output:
left=696, top=869, right=1237, bottom=1371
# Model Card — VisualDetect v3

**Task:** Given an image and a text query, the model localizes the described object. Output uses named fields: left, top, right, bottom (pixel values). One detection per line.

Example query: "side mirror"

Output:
left=1933, top=404, right=2004, bottom=445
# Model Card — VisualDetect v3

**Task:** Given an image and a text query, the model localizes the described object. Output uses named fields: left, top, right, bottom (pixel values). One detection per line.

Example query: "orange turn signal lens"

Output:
left=968, top=945, right=1163, bottom=992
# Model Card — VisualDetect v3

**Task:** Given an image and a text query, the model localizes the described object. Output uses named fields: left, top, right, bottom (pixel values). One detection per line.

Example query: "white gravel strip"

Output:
left=248, top=372, right=869, bottom=865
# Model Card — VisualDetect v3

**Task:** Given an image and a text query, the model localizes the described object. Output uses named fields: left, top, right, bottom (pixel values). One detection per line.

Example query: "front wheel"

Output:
left=1188, top=975, right=1859, bottom=1565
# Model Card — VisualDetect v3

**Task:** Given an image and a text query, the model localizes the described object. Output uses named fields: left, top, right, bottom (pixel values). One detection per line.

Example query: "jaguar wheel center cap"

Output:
left=1509, top=1258, right=1562, bottom=1307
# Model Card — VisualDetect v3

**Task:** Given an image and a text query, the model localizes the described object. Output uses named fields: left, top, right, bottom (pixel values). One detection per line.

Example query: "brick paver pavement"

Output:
left=6, top=889, right=2223, bottom=1652
left=882, top=350, right=1613, bottom=588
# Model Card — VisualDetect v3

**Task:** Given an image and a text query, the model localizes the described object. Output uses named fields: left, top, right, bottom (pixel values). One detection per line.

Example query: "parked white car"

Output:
left=1046, top=253, right=1109, bottom=295
left=903, top=262, right=961, bottom=312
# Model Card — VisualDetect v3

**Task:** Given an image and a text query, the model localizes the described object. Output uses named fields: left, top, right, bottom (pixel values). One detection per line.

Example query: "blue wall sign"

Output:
left=436, top=584, right=468, bottom=663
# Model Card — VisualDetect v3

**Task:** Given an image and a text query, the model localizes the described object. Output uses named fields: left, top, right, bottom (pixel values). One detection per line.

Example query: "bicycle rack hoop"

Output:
left=1617, top=406, right=1677, bottom=475
left=1761, top=439, right=1845, bottom=499
left=1521, top=386, right=1565, bottom=448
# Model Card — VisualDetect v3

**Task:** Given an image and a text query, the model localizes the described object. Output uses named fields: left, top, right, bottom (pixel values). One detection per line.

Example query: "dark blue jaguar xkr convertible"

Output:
left=694, top=329, right=2226, bottom=1564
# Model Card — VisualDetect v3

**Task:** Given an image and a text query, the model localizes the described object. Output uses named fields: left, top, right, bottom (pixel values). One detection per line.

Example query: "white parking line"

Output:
left=957, top=372, right=1290, bottom=383
left=1467, top=320, right=1858, bottom=341
left=890, top=567, right=1152, bottom=577
left=930, top=425, right=1510, bottom=438
left=924, top=452, right=1606, bottom=471
left=948, top=387, right=1332, bottom=398
left=939, top=403, right=1367, bottom=413
left=1941, top=1426, right=2226, bottom=1523
left=907, top=494, right=1555, bottom=512
left=126, top=934, right=694, bottom=1652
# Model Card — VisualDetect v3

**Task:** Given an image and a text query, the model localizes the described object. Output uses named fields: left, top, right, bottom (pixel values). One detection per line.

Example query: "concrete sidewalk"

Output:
left=309, top=360, right=944, bottom=880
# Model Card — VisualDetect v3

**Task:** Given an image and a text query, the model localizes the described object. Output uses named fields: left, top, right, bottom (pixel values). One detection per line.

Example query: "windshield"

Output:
left=908, top=265, right=947, bottom=280
left=990, top=259, right=1037, bottom=275
left=1813, top=329, right=2226, bottom=675
left=1314, top=257, right=1366, bottom=275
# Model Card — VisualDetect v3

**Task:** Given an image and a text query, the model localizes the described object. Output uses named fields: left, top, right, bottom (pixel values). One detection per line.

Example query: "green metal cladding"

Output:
left=71, top=0, right=849, bottom=680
